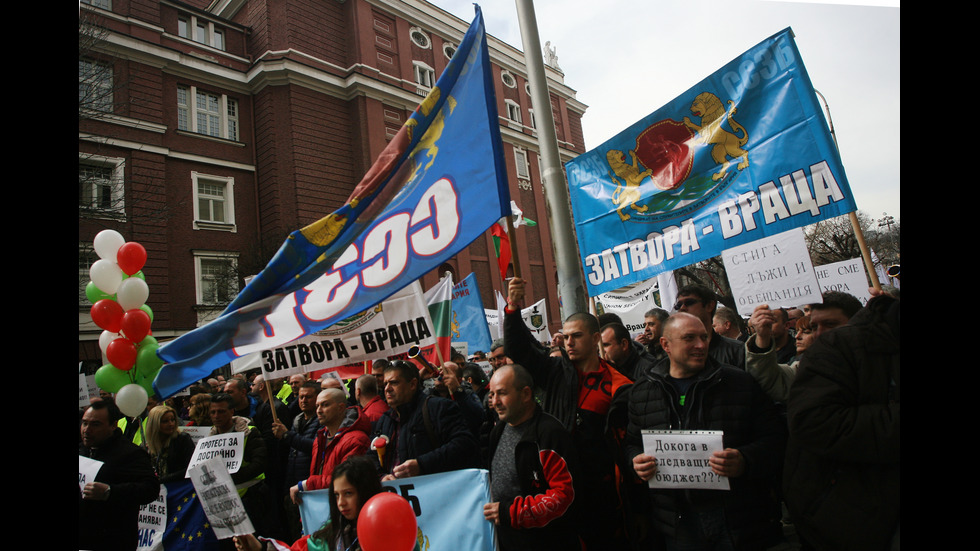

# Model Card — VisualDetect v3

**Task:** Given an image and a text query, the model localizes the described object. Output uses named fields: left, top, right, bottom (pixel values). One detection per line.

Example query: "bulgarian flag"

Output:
left=491, top=201, right=536, bottom=280
left=423, top=274, right=454, bottom=367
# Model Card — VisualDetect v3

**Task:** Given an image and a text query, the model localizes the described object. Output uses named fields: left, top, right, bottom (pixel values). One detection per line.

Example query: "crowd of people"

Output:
left=79, top=277, right=899, bottom=551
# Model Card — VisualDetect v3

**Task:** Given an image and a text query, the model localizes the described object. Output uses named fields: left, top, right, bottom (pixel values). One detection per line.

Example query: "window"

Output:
left=79, top=242, right=98, bottom=305
left=79, top=58, right=113, bottom=113
left=443, top=43, right=457, bottom=59
left=79, top=155, right=125, bottom=217
left=410, top=27, right=431, bottom=49
left=192, top=172, right=236, bottom=231
left=505, top=100, right=522, bottom=125
left=500, top=70, right=516, bottom=89
left=178, top=14, right=227, bottom=51
left=528, top=108, right=537, bottom=130
left=177, top=85, right=239, bottom=141
left=514, top=147, right=530, bottom=180
left=413, top=61, right=435, bottom=91
left=195, top=253, right=239, bottom=306
left=81, top=0, right=111, bottom=9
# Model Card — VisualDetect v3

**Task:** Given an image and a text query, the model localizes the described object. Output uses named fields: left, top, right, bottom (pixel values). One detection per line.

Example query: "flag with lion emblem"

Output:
left=566, top=27, right=857, bottom=296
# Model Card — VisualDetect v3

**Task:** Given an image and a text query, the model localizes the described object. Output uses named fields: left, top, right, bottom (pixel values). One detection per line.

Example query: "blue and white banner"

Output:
left=154, top=6, right=509, bottom=397
left=451, top=273, right=493, bottom=355
left=566, top=28, right=856, bottom=296
left=299, top=468, right=495, bottom=551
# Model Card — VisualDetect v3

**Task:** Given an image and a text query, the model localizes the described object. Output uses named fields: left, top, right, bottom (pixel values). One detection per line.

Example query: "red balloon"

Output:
left=357, top=492, right=417, bottom=551
left=117, top=242, right=147, bottom=276
left=91, top=299, right=125, bottom=333
left=121, top=309, right=152, bottom=343
left=106, top=337, right=138, bottom=371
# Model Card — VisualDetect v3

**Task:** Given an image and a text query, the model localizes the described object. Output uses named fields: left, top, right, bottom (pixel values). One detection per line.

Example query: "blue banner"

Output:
left=154, top=6, right=510, bottom=397
left=566, top=28, right=856, bottom=296
left=451, top=273, right=493, bottom=354
left=299, top=468, right=495, bottom=551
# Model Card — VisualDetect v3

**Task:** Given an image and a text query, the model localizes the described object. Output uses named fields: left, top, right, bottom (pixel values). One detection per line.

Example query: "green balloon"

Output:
left=135, top=369, right=159, bottom=398
left=85, top=281, right=113, bottom=304
left=136, top=339, right=164, bottom=376
left=95, top=364, right=133, bottom=394
left=140, top=304, right=154, bottom=323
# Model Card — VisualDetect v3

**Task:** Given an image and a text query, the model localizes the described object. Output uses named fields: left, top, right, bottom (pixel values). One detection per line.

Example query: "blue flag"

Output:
left=451, top=273, right=493, bottom=354
left=566, top=28, right=857, bottom=296
left=154, top=6, right=509, bottom=397
left=161, top=480, right=219, bottom=551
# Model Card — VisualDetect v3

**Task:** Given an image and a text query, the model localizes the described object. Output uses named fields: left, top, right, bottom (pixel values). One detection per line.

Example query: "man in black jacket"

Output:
left=79, top=398, right=159, bottom=551
left=672, top=284, right=745, bottom=369
left=627, top=313, right=786, bottom=550
left=372, top=359, right=479, bottom=480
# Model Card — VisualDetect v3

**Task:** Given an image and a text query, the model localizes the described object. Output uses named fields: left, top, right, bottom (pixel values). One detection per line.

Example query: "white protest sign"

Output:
left=79, top=455, right=103, bottom=493
left=521, top=298, right=550, bottom=343
left=189, top=458, right=254, bottom=539
left=230, top=281, right=435, bottom=378
left=137, top=485, right=167, bottom=551
left=595, top=277, right=661, bottom=338
left=185, top=432, right=245, bottom=478
left=723, top=228, right=820, bottom=316
left=485, top=309, right=500, bottom=340
left=641, top=430, right=730, bottom=490
left=79, top=371, right=92, bottom=409
left=814, top=258, right=872, bottom=306
left=180, top=425, right=212, bottom=445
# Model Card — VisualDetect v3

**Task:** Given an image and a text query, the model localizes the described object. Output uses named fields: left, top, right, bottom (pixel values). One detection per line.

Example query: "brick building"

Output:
left=79, top=0, right=587, bottom=379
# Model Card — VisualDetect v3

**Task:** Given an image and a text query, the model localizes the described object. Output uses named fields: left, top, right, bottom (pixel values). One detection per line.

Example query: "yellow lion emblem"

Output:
left=606, top=149, right=651, bottom=221
left=682, top=92, right=749, bottom=181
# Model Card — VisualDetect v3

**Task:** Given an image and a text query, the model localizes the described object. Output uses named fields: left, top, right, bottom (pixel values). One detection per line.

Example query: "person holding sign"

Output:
left=79, top=398, right=159, bottom=551
left=625, top=313, right=787, bottom=550
left=234, top=455, right=383, bottom=551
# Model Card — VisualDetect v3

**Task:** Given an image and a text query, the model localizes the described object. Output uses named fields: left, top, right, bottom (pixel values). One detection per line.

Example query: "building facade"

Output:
left=79, top=0, right=587, bottom=377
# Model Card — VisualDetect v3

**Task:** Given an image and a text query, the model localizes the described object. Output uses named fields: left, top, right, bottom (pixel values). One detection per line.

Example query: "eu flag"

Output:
left=155, top=6, right=510, bottom=397
left=162, top=480, right=220, bottom=550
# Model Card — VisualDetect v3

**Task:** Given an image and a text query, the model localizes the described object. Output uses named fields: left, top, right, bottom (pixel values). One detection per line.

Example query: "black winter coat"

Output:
left=784, top=295, right=900, bottom=551
left=625, top=358, right=786, bottom=549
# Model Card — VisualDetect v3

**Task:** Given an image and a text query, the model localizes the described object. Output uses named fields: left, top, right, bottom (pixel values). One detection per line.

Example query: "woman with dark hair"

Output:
left=144, top=404, right=195, bottom=483
left=233, top=455, right=383, bottom=551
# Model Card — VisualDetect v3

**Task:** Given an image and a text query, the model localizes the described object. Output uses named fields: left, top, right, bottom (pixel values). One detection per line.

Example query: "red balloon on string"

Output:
left=117, top=242, right=147, bottom=276
left=121, top=309, right=152, bottom=343
left=106, top=337, right=138, bottom=371
left=357, top=492, right=417, bottom=551
left=91, top=299, right=125, bottom=333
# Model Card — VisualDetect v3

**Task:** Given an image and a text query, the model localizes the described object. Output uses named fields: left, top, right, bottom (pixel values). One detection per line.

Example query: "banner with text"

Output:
left=723, top=228, right=820, bottom=316
left=566, top=27, right=856, bottom=296
left=595, top=277, right=661, bottom=338
left=299, top=469, right=494, bottom=550
left=229, top=282, right=436, bottom=380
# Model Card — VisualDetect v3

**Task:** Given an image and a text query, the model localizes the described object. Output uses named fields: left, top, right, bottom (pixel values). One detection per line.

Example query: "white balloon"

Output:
left=115, top=383, right=149, bottom=417
left=93, top=230, right=126, bottom=260
left=90, top=259, right=124, bottom=295
left=99, top=330, right=119, bottom=354
left=117, top=277, right=149, bottom=310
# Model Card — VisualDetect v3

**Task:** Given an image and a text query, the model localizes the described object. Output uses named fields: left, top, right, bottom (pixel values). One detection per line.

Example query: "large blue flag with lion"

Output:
left=566, top=27, right=856, bottom=296
left=154, top=6, right=509, bottom=398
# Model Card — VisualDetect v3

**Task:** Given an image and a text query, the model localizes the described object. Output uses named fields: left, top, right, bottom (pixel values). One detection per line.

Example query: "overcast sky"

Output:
left=434, top=0, right=900, bottom=223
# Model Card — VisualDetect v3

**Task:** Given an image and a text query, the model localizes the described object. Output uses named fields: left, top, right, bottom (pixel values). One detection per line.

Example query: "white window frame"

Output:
left=413, top=61, right=436, bottom=91
left=443, top=42, right=457, bottom=59
left=514, top=147, right=531, bottom=180
left=409, top=27, right=431, bottom=49
left=528, top=108, right=537, bottom=130
left=500, top=70, right=517, bottom=89
left=177, top=13, right=227, bottom=51
left=79, top=154, right=126, bottom=218
left=192, top=172, right=236, bottom=232
left=194, top=251, right=239, bottom=306
left=177, top=85, right=240, bottom=141
left=505, top=99, right=522, bottom=129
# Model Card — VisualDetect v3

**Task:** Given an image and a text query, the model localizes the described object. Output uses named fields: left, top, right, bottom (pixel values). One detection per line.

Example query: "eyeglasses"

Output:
left=673, top=298, right=701, bottom=310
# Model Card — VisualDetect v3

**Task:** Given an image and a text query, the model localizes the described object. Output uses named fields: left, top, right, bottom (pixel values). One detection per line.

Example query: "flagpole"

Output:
left=814, top=89, right=881, bottom=292
left=514, top=0, right=588, bottom=318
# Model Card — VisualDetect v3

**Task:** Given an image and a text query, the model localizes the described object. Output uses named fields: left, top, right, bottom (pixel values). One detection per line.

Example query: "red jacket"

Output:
left=360, top=395, right=389, bottom=425
left=303, top=406, right=371, bottom=491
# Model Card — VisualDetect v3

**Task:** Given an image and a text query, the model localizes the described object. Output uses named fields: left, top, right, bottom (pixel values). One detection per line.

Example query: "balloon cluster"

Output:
left=88, top=230, right=162, bottom=417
